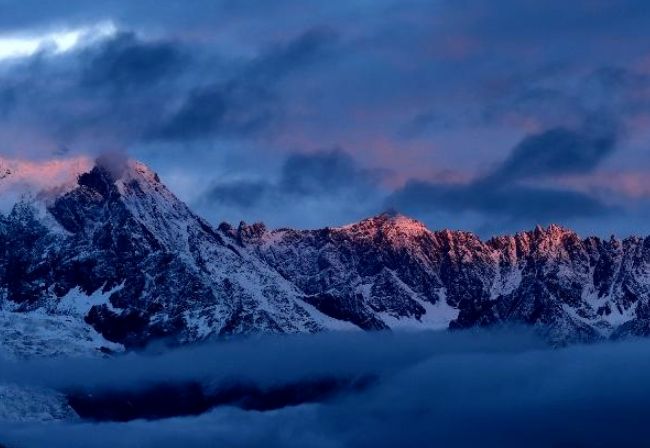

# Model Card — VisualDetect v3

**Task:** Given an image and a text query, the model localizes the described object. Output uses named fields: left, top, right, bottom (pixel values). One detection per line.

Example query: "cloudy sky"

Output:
left=1, top=0, right=649, bottom=236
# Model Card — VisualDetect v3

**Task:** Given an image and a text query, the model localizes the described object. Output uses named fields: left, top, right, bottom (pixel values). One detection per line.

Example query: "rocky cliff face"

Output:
left=0, top=161, right=338, bottom=357
left=233, top=215, right=650, bottom=345
left=1, top=160, right=649, bottom=356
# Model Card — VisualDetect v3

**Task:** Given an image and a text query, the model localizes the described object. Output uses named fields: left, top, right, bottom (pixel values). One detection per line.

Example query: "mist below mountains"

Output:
left=2, top=159, right=650, bottom=446
left=2, top=329, right=650, bottom=447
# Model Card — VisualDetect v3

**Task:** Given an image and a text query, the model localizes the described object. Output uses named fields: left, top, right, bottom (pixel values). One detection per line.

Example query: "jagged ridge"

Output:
left=230, top=214, right=650, bottom=345
left=1, top=159, right=650, bottom=356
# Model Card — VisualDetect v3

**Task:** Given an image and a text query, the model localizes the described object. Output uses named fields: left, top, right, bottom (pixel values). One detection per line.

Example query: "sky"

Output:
left=0, top=0, right=649, bottom=237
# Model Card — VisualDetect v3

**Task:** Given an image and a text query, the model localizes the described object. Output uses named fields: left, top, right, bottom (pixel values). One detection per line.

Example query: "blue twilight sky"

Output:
left=0, top=0, right=649, bottom=237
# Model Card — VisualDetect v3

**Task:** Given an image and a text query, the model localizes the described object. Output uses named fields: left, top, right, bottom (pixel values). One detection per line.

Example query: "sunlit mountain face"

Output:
left=1, top=1, right=650, bottom=447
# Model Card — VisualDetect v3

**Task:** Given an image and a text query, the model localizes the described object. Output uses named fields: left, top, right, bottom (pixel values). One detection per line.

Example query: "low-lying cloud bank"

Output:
left=2, top=329, right=650, bottom=447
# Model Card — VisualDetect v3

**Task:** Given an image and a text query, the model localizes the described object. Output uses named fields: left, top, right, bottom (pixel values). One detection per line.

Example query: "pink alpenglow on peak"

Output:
left=0, top=156, right=93, bottom=192
left=0, top=156, right=93, bottom=212
left=336, top=212, right=430, bottom=238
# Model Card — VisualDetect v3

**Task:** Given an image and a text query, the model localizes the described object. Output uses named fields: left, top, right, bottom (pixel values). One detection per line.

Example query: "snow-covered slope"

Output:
left=231, top=214, right=650, bottom=345
left=0, top=383, right=75, bottom=423
left=1, top=158, right=650, bottom=354
left=0, top=160, right=343, bottom=356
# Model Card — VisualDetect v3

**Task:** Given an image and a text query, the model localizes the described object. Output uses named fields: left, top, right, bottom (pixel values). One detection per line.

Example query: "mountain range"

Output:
left=1, top=159, right=649, bottom=357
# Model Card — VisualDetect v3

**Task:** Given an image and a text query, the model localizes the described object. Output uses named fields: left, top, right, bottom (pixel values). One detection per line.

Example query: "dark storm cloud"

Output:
left=151, top=27, right=338, bottom=141
left=207, top=180, right=267, bottom=208
left=250, top=27, right=339, bottom=82
left=149, top=84, right=267, bottom=141
left=488, top=122, right=617, bottom=181
left=0, top=0, right=649, bottom=233
left=0, top=31, right=187, bottom=155
left=0, top=24, right=338, bottom=155
left=80, top=32, right=186, bottom=91
left=390, top=179, right=609, bottom=221
left=388, top=125, right=618, bottom=222
left=278, top=149, right=379, bottom=196
left=204, top=149, right=382, bottom=209
left=4, top=331, right=650, bottom=447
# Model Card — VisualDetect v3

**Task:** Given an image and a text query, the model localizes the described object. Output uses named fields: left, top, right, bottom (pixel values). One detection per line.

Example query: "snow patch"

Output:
left=0, top=383, right=76, bottom=422
left=54, top=284, right=124, bottom=316
left=0, top=307, right=123, bottom=360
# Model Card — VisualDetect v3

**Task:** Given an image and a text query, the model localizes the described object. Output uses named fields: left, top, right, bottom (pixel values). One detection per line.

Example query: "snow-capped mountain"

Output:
left=0, top=160, right=346, bottom=357
left=230, top=214, right=650, bottom=345
left=1, top=158, right=650, bottom=356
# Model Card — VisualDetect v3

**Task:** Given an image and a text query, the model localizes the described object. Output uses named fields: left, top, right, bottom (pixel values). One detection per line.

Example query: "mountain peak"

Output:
left=335, top=212, right=430, bottom=241
left=5, top=153, right=650, bottom=354
left=375, top=211, right=428, bottom=229
left=89, top=157, right=161, bottom=185
left=126, top=160, right=162, bottom=185
left=77, top=165, right=120, bottom=199
left=531, top=223, right=578, bottom=240
left=66, top=158, right=165, bottom=201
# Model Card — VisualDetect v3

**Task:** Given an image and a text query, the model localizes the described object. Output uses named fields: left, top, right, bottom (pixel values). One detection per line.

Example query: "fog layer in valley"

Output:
left=1, top=329, right=649, bottom=447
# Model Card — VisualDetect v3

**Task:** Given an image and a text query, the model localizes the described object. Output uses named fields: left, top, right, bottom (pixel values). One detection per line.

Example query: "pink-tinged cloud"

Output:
left=0, top=156, right=92, bottom=196
left=551, top=171, right=650, bottom=200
